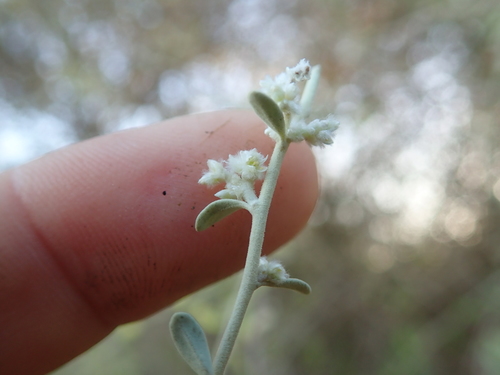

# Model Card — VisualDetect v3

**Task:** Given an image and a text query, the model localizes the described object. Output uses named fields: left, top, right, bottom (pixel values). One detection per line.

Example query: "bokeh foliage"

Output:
left=2, top=0, right=500, bottom=373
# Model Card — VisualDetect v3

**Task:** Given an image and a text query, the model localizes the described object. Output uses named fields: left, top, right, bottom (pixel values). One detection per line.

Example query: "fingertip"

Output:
left=10, top=109, right=319, bottom=319
left=0, top=109, right=319, bottom=374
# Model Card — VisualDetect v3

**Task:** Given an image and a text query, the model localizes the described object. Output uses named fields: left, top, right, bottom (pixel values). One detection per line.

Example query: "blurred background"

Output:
left=2, top=0, right=500, bottom=373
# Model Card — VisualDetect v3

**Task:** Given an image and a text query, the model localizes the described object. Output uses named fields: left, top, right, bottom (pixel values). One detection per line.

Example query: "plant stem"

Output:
left=212, top=139, right=290, bottom=375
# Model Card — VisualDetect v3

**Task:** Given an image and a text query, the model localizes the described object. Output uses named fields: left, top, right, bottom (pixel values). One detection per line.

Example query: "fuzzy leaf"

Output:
left=279, top=278, right=312, bottom=294
left=170, top=312, right=214, bottom=375
left=300, top=65, right=321, bottom=117
left=249, top=91, right=286, bottom=140
left=261, top=277, right=312, bottom=295
left=195, top=199, right=250, bottom=231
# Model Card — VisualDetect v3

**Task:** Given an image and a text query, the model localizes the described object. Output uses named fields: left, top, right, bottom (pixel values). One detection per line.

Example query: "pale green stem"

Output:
left=213, top=139, right=290, bottom=375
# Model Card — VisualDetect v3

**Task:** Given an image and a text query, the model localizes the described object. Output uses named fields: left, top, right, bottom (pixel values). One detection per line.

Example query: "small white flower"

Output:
left=198, top=159, right=227, bottom=186
left=259, top=60, right=312, bottom=112
left=286, top=118, right=309, bottom=143
left=257, top=257, right=289, bottom=284
left=305, top=115, right=339, bottom=147
left=287, top=115, right=339, bottom=147
left=285, top=58, right=311, bottom=82
left=214, top=186, right=243, bottom=200
left=279, top=98, right=302, bottom=116
left=199, top=149, right=268, bottom=201
left=213, top=174, right=246, bottom=200
left=260, top=73, right=298, bottom=104
left=257, top=58, right=340, bottom=147
left=228, top=149, right=268, bottom=182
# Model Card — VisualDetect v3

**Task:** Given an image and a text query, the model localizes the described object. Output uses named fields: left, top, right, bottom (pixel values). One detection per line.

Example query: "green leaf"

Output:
left=249, top=91, right=286, bottom=140
left=260, top=277, right=312, bottom=295
left=300, top=65, right=321, bottom=117
left=195, top=199, right=250, bottom=232
left=170, top=312, right=214, bottom=375
left=279, top=278, right=312, bottom=294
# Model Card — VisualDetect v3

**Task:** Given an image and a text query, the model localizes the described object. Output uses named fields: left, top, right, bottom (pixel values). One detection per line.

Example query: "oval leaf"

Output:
left=195, top=199, right=249, bottom=232
left=260, top=277, right=312, bottom=295
left=278, top=278, right=312, bottom=294
left=300, top=65, right=321, bottom=117
left=249, top=91, right=286, bottom=140
left=170, top=312, right=214, bottom=375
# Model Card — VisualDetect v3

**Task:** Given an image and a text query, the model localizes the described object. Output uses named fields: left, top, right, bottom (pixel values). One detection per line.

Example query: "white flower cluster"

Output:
left=198, top=148, right=267, bottom=201
left=287, top=115, right=339, bottom=147
left=259, top=59, right=339, bottom=147
left=260, top=58, right=311, bottom=115
left=257, top=257, right=289, bottom=285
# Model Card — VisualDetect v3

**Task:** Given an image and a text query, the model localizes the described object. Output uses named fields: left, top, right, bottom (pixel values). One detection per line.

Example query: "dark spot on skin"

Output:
left=162, top=191, right=166, bottom=195
left=84, top=272, right=99, bottom=290
left=202, top=120, right=230, bottom=143
left=191, top=206, right=195, bottom=210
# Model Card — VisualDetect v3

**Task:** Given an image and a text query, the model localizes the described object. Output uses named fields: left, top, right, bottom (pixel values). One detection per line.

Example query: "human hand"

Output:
left=0, top=110, right=318, bottom=375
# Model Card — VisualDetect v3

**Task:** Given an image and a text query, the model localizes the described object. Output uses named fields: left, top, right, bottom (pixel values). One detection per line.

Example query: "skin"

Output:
left=0, top=109, right=318, bottom=375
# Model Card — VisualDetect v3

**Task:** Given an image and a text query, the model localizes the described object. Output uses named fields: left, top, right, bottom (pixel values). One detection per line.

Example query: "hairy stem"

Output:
left=213, top=139, right=290, bottom=375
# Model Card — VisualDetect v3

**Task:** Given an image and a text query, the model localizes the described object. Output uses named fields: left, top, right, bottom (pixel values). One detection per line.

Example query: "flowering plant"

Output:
left=169, top=59, right=338, bottom=375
